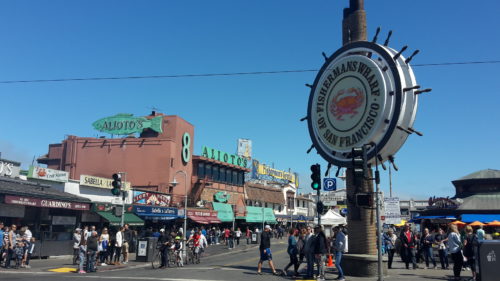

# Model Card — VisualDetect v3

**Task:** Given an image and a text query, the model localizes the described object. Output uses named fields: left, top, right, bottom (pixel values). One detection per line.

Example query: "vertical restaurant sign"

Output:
left=237, top=139, right=252, bottom=159
left=80, top=175, right=131, bottom=190
left=201, top=146, right=248, bottom=168
left=133, top=191, right=171, bottom=206
left=28, top=166, right=69, bottom=182
left=251, top=159, right=299, bottom=186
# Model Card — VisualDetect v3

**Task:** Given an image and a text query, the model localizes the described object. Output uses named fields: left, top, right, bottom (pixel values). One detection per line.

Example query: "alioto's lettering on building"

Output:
left=201, top=146, right=248, bottom=168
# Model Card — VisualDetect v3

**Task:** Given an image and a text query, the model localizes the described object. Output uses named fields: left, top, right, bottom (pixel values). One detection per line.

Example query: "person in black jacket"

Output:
left=158, top=229, right=171, bottom=269
left=257, top=225, right=278, bottom=275
left=86, top=231, right=99, bottom=273
left=399, top=223, right=417, bottom=269
left=122, top=224, right=132, bottom=264
left=313, top=225, right=329, bottom=281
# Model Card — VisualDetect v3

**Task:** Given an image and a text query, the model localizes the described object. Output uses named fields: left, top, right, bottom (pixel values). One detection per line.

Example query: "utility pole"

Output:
left=389, top=165, right=393, bottom=198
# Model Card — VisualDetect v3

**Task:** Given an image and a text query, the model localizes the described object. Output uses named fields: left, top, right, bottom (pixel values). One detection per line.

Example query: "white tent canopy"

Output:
left=314, top=209, right=347, bottom=226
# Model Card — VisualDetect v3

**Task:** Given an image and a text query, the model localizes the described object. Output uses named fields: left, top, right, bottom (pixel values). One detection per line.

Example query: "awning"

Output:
left=461, top=214, right=500, bottom=223
left=187, top=209, right=221, bottom=224
left=212, top=202, right=234, bottom=222
left=96, top=211, right=144, bottom=226
left=413, top=215, right=456, bottom=220
left=133, top=205, right=178, bottom=221
left=244, top=207, right=277, bottom=224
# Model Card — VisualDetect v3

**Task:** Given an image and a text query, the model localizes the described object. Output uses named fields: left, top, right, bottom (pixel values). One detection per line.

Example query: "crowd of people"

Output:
left=383, top=222, right=483, bottom=281
left=0, top=222, right=36, bottom=269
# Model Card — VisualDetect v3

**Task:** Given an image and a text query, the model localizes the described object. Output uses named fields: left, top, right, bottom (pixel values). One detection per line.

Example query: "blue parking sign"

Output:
left=323, top=178, right=337, bottom=191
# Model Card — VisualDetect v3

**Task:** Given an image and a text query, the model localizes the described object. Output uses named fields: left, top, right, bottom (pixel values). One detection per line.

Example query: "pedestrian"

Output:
left=283, top=228, right=299, bottom=277
left=158, top=229, right=171, bottom=269
left=228, top=228, right=235, bottom=249
left=99, top=228, right=110, bottom=266
left=73, top=228, right=82, bottom=265
left=399, top=223, right=417, bottom=269
left=296, top=227, right=306, bottom=272
left=383, top=229, right=397, bottom=269
left=246, top=227, right=251, bottom=244
left=421, top=228, right=437, bottom=269
left=333, top=226, right=346, bottom=281
left=303, top=226, right=315, bottom=279
left=235, top=227, right=242, bottom=246
left=256, top=225, right=279, bottom=275
left=434, top=228, right=449, bottom=269
left=0, top=222, right=4, bottom=266
left=24, top=237, right=35, bottom=269
left=463, top=225, right=477, bottom=280
left=476, top=225, right=485, bottom=241
left=313, top=225, right=329, bottom=281
left=86, top=231, right=98, bottom=273
left=114, top=227, right=124, bottom=265
left=224, top=228, right=230, bottom=246
left=448, top=224, right=464, bottom=281
left=78, top=232, right=87, bottom=274
left=5, top=224, right=18, bottom=269
left=122, top=224, right=132, bottom=264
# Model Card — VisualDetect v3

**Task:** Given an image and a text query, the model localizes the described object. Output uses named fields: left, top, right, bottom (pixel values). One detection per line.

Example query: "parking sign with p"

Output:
left=323, top=178, right=337, bottom=191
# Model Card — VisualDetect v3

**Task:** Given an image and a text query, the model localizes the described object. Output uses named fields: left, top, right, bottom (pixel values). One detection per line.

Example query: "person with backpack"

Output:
left=463, top=225, right=477, bottom=280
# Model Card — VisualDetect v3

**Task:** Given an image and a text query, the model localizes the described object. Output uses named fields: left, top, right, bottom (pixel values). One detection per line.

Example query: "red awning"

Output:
left=186, top=209, right=221, bottom=224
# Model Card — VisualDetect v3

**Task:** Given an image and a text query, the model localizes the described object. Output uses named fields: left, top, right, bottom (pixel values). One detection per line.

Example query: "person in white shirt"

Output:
left=113, top=227, right=124, bottom=265
left=235, top=228, right=242, bottom=246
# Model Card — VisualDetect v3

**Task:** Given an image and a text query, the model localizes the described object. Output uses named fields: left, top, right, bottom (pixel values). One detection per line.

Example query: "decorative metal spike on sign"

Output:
left=305, top=83, right=313, bottom=88
left=300, top=116, right=308, bottom=122
left=407, top=127, right=423, bottom=136
left=393, top=45, right=408, bottom=60
left=397, top=125, right=413, bottom=135
left=307, top=144, right=315, bottom=154
left=382, top=65, right=388, bottom=71
left=383, top=30, right=393, bottom=46
left=415, top=88, right=432, bottom=95
left=403, top=85, right=421, bottom=92
left=325, top=163, right=332, bottom=177
left=388, top=155, right=398, bottom=171
left=335, top=166, right=341, bottom=177
left=377, top=155, right=387, bottom=170
left=322, top=52, right=329, bottom=61
left=405, top=50, right=420, bottom=64
left=372, top=27, right=381, bottom=43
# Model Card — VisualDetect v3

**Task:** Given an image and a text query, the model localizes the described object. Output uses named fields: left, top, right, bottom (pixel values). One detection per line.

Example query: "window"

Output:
left=226, top=169, right=232, bottom=184
left=278, top=205, right=282, bottom=212
left=232, top=171, right=238, bottom=185
left=197, top=162, right=205, bottom=179
left=265, top=202, right=268, bottom=208
left=220, top=167, right=226, bottom=182
left=303, top=201, right=305, bottom=208
left=213, top=166, right=219, bottom=182
left=206, top=164, right=212, bottom=180
left=237, top=172, right=244, bottom=186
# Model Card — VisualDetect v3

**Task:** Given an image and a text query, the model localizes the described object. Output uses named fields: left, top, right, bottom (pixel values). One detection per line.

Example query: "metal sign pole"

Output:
left=317, top=189, right=321, bottom=225
left=372, top=144, right=383, bottom=281
left=120, top=172, right=126, bottom=227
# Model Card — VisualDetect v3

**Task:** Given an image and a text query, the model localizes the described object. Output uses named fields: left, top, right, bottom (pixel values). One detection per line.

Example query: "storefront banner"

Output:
left=28, top=166, right=69, bottom=182
left=133, top=206, right=178, bottom=217
left=5, top=195, right=90, bottom=210
left=133, top=191, right=171, bottom=206
left=186, top=210, right=218, bottom=219
left=251, top=159, right=299, bottom=186
left=80, top=174, right=131, bottom=190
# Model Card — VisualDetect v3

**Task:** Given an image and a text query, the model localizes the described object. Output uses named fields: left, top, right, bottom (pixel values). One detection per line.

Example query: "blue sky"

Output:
left=1, top=1, right=499, bottom=200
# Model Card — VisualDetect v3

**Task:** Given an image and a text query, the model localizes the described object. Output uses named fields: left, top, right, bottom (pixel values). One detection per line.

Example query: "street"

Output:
left=0, top=239, right=472, bottom=281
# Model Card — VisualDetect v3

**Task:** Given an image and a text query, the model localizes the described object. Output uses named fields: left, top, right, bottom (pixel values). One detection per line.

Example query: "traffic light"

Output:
left=352, top=146, right=368, bottom=187
left=356, top=193, right=373, bottom=207
left=316, top=201, right=325, bottom=214
left=310, top=164, right=321, bottom=190
left=111, top=173, right=122, bottom=196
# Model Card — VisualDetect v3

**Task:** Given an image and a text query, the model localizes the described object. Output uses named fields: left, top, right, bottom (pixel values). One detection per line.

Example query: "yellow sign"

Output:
left=253, top=160, right=298, bottom=186
left=80, top=175, right=131, bottom=190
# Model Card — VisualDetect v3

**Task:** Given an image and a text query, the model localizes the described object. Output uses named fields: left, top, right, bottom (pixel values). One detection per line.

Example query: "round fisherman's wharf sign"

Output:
left=307, top=41, right=419, bottom=167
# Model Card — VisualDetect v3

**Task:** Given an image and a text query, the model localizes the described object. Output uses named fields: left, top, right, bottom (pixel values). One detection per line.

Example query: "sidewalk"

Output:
left=0, top=240, right=259, bottom=273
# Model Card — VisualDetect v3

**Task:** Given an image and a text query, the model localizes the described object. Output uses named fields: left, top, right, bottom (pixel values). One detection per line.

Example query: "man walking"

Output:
left=303, top=226, right=315, bottom=279
left=158, top=229, right=171, bottom=269
left=400, top=223, right=417, bottom=269
left=313, top=225, right=328, bottom=281
left=122, top=224, right=132, bottom=264
left=333, top=226, right=346, bottom=281
left=257, top=225, right=279, bottom=275
left=86, top=231, right=98, bottom=273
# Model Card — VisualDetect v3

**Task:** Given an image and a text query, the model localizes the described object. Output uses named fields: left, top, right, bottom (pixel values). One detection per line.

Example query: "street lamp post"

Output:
left=170, top=170, right=188, bottom=262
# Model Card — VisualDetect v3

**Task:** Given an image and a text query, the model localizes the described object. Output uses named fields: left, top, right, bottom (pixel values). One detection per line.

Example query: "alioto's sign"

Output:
left=307, top=41, right=421, bottom=167
left=201, top=146, right=248, bottom=168
left=92, top=114, right=163, bottom=135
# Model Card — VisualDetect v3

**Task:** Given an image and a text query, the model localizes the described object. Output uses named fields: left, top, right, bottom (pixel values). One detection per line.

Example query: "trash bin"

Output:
left=135, top=237, right=158, bottom=262
left=251, top=232, right=259, bottom=244
left=475, top=240, right=500, bottom=281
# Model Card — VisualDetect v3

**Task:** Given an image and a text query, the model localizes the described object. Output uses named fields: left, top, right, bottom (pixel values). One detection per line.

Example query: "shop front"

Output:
left=186, top=209, right=221, bottom=225
left=92, top=203, right=144, bottom=228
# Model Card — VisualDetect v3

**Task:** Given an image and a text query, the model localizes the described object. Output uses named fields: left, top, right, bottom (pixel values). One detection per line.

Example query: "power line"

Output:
left=0, top=60, right=499, bottom=84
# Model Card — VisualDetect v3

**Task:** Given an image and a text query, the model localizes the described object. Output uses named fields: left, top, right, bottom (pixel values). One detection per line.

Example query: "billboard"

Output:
left=237, top=139, right=252, bottom=159
left=251, top=159, right=299, bottom=186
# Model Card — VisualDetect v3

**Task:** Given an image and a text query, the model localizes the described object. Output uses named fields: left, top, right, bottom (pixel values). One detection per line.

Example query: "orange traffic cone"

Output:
left=327, top=254, right=334, bottom=267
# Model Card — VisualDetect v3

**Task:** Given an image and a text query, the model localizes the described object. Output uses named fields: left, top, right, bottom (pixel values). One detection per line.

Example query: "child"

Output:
left=14, top=241, right=24, bottom=269
left=171, top=236, right=183, bottom=267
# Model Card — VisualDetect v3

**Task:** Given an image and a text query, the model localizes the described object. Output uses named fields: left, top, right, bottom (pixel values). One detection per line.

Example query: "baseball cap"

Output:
left=160, top=228, right=165, bottom=232
left=265, top=225, right=271, bottom=230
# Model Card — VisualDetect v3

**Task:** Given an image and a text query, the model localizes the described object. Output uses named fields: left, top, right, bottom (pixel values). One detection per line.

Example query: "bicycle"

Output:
left=187, top=245, right=201, bottom=264
left=152, top=243, right=174, bottom=269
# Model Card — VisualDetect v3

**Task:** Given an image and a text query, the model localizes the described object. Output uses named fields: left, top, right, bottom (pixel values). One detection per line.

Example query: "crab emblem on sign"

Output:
left=330, top=87, right=365, bottom=121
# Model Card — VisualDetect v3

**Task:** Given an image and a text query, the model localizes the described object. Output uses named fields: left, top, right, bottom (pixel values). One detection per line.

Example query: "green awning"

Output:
left=244, top=207, right=277, bottom=224
left=212, top=202, right=234, bottom=222
left=96, top=211, right=144, bottom=226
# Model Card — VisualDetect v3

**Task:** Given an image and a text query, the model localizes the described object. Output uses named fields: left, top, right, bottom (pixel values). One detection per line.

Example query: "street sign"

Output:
left=323, top=178, right=337, bottom=191
left=383, top=197, right=401, bottom=225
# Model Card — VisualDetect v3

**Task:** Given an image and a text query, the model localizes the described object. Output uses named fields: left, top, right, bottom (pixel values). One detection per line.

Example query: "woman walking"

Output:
left=383, top=229, right=397, bottom=269
left=448, top=224, right=464, bottom=281
left=283, top=228, right=299, bottom=277
left=78, top=232, right=87, bottom=274
left=421, top=228, right=437, bottom=269
left=99, top=228, right=110, bottom=266
left=463, top=226, right=477, bottom=280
